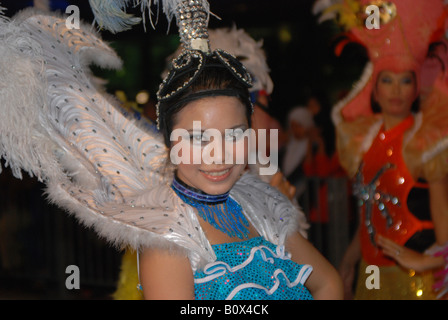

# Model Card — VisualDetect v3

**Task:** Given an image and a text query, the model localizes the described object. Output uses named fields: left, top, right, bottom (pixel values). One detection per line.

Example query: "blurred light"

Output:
left=278, top=26, right=292, bottom=43
left=416, top=289, right=423, bottom=297
left=115, top=90, right=127, bottom=102
left=136, top=90, right=150, bottom=105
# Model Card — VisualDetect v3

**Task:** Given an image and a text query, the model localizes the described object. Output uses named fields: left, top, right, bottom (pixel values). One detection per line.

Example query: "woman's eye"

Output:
left=401, top=77, right=413, bottom=85
left=190, top=133, right=209, bottom=145
left=380, top=77, right=392, bottom=84
left=225, top=130, right=244, bottom=141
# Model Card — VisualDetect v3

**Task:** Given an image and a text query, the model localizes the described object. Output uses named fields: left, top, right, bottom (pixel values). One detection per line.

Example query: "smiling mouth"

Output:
left=199, top=167, right=233, bottom=180
left=204, top=169, right=230, bottom=176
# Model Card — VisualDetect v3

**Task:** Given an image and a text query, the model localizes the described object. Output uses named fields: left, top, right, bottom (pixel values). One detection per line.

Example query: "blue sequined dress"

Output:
left=194, top=237, right=313, bottom=300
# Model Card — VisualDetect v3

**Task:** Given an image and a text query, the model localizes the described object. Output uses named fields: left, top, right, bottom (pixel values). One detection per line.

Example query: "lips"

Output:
left=199, top=167, right=233, bottom=182
left=388, top=98, right=404, bottom=105
left=204, top=169, right=230, bottom=176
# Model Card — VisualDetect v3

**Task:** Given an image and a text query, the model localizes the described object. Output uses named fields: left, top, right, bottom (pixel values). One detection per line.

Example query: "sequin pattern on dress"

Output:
left=194, top=237, right=313, bottom=300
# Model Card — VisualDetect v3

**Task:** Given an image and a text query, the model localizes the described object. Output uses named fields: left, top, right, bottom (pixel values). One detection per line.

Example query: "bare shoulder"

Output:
left=139, top=246, right=195, bottom=300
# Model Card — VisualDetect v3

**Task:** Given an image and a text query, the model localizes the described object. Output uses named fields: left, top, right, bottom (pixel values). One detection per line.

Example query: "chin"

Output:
left=384, top=104, right=412, bottom=116
left=200, top=183, right=235, bottom=195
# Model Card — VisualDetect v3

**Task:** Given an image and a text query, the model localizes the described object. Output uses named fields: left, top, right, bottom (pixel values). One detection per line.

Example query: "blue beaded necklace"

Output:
left=171, top=175, right=249, bottom=239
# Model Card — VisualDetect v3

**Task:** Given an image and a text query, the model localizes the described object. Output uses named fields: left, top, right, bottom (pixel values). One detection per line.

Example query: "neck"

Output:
left=171, top=173, right=249, bottom=239
left=382, top=113, right=412, bottom=130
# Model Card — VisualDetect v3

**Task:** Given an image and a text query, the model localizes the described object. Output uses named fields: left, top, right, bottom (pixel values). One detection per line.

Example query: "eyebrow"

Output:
left=186, top=124, right=248, bottom=133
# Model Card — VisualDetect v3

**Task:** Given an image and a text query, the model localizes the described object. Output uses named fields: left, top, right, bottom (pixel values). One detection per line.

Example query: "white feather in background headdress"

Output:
left=312, top=0, right=343, bottom=23
left=208, top=26, right=273, bottom=94
left=33, top=0, right=50, bottom=12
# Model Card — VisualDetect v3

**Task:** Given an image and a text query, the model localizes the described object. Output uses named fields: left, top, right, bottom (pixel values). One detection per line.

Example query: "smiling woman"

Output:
left=137, top=41, right=343, bottom=300
left=172, top=96, right=249, bottom=195
left=0, top=0, right=342, bottom=301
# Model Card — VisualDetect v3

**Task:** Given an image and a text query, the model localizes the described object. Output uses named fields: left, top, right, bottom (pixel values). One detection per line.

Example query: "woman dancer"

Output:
left=0, top=0, right=342, bottom=299
left=140, top=49, right=341, bottom=299
left=113, top=25, right=296, bottom=299
left=315, top=0, right=448, bottom=299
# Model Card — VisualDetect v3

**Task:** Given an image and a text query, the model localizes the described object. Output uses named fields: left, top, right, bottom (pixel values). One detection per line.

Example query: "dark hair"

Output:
left=427, top=41, right=447, bottom=73
left=158, top=55, right=252, bottom=147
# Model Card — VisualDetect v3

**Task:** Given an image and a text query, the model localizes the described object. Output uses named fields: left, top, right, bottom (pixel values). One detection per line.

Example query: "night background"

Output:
left=0, top=0, right=366, bottom=299
left=1, top=0, right=368, bottom=123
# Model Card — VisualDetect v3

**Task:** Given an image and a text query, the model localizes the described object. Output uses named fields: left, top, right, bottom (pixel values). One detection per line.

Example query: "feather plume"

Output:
left=313, top=0, right=361, bottom=29
left=0, top=8, right=308, bottom=271
left=0, top=8, right=217, bottom=269
left=88, top=0, right=211, bottom=34
left=208, top=26, right=273, bottom=94
left=33, top=0, right=50, bottom=11
left=312, top=0, right=342, bottom=23
left=88, top=0, right=142, bottom=33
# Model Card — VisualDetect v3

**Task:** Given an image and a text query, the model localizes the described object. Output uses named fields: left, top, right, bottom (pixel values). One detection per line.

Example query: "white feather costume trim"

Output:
left=0, top=10, right=306, bottom=271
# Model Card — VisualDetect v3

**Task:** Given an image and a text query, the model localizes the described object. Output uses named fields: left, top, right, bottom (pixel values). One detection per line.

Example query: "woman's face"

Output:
left=171, top=96, right=249, bottom=195
left=374, top=70, right=417, bottom=118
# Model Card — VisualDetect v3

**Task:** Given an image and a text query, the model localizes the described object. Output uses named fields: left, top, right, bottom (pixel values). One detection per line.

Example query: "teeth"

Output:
left=204, top=169, right=230, bottom=176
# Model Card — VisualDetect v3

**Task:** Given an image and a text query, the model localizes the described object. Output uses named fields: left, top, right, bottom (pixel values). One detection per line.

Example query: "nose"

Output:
left=213, top=138, right=227, bottom=164
left=202, top=134, right=226, bottom=165
left=392, top=82, right=401, bottom=95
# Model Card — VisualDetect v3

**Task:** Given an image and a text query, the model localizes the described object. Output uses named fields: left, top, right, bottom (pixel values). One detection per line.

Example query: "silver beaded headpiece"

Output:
left=87, top=0, right=253, bottom=130
left=177, top=0, right=210, bottom=52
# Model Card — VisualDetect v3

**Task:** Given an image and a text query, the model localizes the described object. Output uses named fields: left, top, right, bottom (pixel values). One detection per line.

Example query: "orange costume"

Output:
left=357, top=115, right=434, bottom=267
left=314, top=0, right=448, bottom=298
